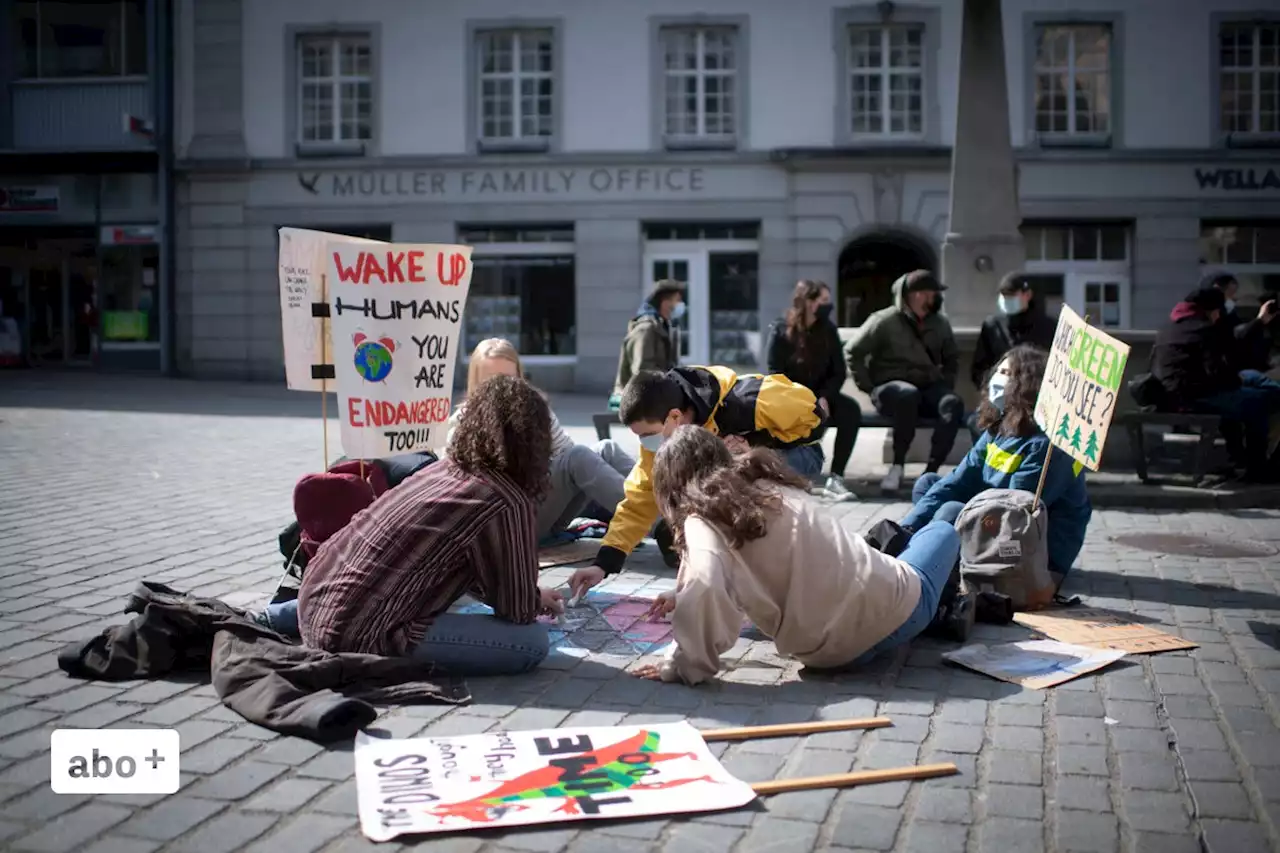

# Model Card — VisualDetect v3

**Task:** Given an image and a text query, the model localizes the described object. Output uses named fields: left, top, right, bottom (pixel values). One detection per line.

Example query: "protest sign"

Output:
left=944, top=640, right=1126, bottom=690
left=1033, top=305, right=1131, bottom=472
left=1014, top=607, right=1198, bottom=654
left=354, top=723, right=756, bottom=841
left=326, top=241, right=473, bottom=459
left=277, top=227, right=384, bottom=392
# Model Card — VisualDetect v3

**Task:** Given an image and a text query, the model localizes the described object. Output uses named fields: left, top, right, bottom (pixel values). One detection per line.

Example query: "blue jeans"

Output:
left=1195, top=370, right=1280, bottom=471
left=852, top=520, right=961, bottom=665
left=262, top=601, right=550, bottom=676
left=780, top=444, right=825, bottom=478
left=909, top=471, right=966, bottom=526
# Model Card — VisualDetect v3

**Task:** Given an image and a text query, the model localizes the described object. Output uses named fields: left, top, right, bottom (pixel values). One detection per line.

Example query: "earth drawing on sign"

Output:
left=353, top=332, right=396, bottom=383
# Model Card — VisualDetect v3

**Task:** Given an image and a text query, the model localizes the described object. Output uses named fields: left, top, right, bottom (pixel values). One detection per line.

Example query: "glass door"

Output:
left=708, top=252, right=760, bottom=370
left=642, top=251, right=708, bottom=364
left=1066, top=272, right=1129, bottom=329
left=26, top=265, right=64, bottom=365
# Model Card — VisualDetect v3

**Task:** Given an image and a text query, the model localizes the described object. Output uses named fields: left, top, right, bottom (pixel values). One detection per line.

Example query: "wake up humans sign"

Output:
left=1033, top=305, right=1131, bottom=472
left=326, top=241, right=474, bottom=459
left=354, top=724, right=756, bottom=840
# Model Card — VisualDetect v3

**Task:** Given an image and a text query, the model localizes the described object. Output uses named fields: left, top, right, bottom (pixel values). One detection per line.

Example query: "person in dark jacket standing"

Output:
left=611, top=279, right=685, bottom=409
left=1151, top=287, right=1280, bottom=480
left=766, top=280, right=862, bottom=495
left=846, top=270, right=963, bottom=492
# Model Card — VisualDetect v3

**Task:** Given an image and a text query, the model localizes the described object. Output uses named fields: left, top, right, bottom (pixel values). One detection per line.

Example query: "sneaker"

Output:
left=823, top=474, right=859, bottom=502
left=880, top=464, right=904, bottom=492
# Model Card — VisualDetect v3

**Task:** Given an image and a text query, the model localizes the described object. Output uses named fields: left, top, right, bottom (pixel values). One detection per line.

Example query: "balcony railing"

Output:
left=11, top=77, right=152, bottom=151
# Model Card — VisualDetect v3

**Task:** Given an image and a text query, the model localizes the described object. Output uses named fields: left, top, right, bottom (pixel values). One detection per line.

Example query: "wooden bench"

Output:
left=1120, top=410, right=1223, bottom=485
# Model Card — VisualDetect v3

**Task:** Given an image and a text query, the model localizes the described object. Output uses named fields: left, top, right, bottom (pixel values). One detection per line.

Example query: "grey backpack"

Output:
left=954, top=488, right=1053, bottom=610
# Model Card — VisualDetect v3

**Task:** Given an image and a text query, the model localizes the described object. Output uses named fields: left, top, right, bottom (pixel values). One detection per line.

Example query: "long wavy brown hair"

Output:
left=975, top=344, right=1049, bottom=438
left=450, top=374, right=552, bottom=498
left=783, top=279, right=831, bottom=366
left=651, top=426, right=810, bottom=555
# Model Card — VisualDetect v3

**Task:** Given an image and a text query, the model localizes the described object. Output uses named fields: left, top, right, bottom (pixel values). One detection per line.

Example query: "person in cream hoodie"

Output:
left=631, top=425, right=961, bottom=685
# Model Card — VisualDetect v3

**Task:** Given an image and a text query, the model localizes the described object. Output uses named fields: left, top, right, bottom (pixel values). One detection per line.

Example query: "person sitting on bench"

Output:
left=567, top=366, right=827, bottom=595
left=449, top=338, right=634, bottom=540
left=255, top=375, right=563, bottom=676
left=845, top=270, right=964, bottom=493
left=901, top=344, right=1092, bottom=586
left=628, top=426, right=961, bottom=686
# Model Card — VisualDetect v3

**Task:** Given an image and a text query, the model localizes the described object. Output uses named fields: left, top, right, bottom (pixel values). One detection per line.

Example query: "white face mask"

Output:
left=998, top=294, right=1026, bottom=315
left=670, top=302, right=687, bottom=322
left=1223, top=299, right=1236, bottom=314
left=639, top=433, right=665, bottom=453
left=988, top=373, right=1008, bottom=412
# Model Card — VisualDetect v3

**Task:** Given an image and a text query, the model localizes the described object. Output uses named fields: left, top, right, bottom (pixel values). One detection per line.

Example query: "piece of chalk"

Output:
left=567, top=593, right=583, bottom=608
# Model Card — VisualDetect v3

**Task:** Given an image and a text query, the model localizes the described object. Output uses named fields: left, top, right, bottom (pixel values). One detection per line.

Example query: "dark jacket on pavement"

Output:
left=57, top=582, right=469, bottom=742
left=971, top=303, right=1057, bottom=386
left=1150, top=301, right=1242, bottom=404
left=846, top=275, right=958, bottom=392
left=765, top=317, right=848, bottom=401
left=613, top=302, right=680, bottom=394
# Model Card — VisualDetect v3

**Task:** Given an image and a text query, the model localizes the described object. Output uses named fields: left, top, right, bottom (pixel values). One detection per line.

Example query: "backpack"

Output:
left=954, top=488, right=1054, bottom=611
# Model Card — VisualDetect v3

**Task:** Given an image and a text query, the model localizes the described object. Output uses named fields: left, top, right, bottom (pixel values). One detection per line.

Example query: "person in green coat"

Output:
left=610, top=280, right=685, bottom=410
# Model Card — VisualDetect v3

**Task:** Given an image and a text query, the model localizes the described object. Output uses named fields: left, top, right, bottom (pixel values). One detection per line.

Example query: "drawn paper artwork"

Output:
left=325, top=241, right=474, bottom=459
left=277, top=227, right=384, bottom=392
left=944, top=640, right=1126, bottom=690
left=354, top=723, right=756, bottom=840
left=1033, top=305, right=1131, bottom=472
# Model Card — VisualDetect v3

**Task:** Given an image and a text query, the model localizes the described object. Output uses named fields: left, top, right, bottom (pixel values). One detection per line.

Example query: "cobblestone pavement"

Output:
left=2, top=374, right=1280, bottom=853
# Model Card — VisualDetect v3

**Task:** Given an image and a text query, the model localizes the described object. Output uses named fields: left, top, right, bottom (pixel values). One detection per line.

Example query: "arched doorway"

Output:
left=836, top=232, right=937, bottom=327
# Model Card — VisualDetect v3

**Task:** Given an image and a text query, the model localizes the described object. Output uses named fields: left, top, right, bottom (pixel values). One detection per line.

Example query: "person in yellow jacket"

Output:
left=568, top=365, right=826, bottom=598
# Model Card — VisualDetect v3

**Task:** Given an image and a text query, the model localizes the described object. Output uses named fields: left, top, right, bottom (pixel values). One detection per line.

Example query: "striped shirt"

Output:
left=297, top=459, right=541, bottom=657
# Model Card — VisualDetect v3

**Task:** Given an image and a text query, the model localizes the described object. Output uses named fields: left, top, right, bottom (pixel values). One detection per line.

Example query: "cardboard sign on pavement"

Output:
left=1014, top=607, right=1198, bottom=654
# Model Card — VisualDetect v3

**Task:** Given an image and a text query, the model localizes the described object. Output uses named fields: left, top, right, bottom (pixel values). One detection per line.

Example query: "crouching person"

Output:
left=257, top=375, right=563, bottom=676
left=902, top=344, right=1092, bottom=589
left=629, top=426, right=961, bottom=686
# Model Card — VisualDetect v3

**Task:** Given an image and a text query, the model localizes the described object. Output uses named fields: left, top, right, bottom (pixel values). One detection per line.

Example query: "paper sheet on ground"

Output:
left=944, top=640, right=1125, bottom=689
left=538, top=538, right=600, bottom=568
left=1013, top=607, right=1198, bottom=654
left=354, top=723, right=756, bottom=840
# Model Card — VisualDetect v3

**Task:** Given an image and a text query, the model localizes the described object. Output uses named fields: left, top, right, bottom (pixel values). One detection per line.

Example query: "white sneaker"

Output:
left=880, top=464, right=904, bottom=492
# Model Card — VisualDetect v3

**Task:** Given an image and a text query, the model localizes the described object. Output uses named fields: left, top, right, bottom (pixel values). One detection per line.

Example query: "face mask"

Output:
left=814, top=303, right=834, bottom=324
left=1224, top=299, right=1236, bottom=314
left=988, top=374, right=1008, bottom=412
left=639, top=433, right=665, bottom=453
left=670, top=302, right=687, bottom=322
left=998, top=294, right=1025, bottom=315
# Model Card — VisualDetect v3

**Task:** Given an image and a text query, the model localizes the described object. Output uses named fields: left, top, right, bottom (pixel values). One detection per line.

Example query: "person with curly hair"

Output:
left=628, top=426, right=960, bottom=686
left=902, top=344, right=1092, bottom=581
left=256, top=375, right=564, bottom=676
left=448, top=338, right=634, bottom=539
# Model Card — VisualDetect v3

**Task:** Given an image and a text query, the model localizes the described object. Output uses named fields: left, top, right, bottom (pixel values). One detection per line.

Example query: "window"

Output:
left=1023, top=223, right=1128, bottom=262
left=846, top=25, right=925, bottom=137
left=297, top=35, right=373, bottom=147
left=1219, top=23, right=1279, bottom=139
left=15, top=0, right=146, bottom=79
left=1032, top=24, right=1112, bottom=142
left=461, top=226, right=575, bottom=357
left=660, top=26, right=738, bottom=146
left=1201, top=221, right=1280, bottom=308
left=475, top=29, right=555, bottom=148
left=643, top=222, right=759, bottom=241
left=1022, top=222, right=1131, bottom=328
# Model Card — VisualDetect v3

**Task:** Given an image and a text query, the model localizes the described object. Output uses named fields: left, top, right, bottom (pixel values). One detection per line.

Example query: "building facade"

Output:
left=171, top=0, right=1279, bottom=391
left=0, top=0, right=175, bottom=373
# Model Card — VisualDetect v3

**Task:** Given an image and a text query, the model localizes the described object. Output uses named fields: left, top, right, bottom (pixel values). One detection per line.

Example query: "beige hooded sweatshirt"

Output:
left=659, top=486, right=922, bottom=685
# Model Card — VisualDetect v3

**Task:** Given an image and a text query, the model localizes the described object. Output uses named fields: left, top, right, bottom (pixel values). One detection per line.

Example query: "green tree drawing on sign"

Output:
left=1070, top=426, right=1083, bottom=451
left=1084, top=430, right=1100, bottom=463
left=1055, top=413, right=1072, bottom=441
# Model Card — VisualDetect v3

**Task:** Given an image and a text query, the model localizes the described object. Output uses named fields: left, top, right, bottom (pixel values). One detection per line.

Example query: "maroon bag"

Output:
left=292, top=461, right=390, bottom=559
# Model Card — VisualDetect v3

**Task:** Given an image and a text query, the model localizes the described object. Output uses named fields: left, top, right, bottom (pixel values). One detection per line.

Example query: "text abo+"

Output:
left=349, top=397, right=451, bottom=453
left=50, top=729, right=180, bottom=795
left=332, top=249, right=468, bottom=286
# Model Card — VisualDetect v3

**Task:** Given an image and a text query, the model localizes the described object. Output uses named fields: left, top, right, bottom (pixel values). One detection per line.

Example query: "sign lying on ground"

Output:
left=1014, top=607, right=1199, bottom=654
left=277, top=227, right=384, bottom=392
left=354, top=723, right=756, bottom=840
left=325, top=240, right=473, bottom=458
left=944, top=640, right=1126, bottom=689
left=1033, top=305, right=1131, bottom=472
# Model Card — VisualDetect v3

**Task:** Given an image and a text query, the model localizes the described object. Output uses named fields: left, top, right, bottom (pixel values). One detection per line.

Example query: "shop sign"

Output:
left=297, top=166, right=708, bottom=199
left=101, top=225, right=158, bottom=245
left=1194, top=167, right=1280, bottom=192
left=0, top=186, right=59, bottom=212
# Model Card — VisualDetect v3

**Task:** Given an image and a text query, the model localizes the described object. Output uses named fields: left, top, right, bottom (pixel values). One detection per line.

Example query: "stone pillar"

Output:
left=186, top=0, right=247, bottom=160
left=940, top=0, right=1024, bottom=327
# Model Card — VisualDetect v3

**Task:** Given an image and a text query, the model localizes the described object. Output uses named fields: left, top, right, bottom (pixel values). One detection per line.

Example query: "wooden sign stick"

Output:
left=701, top=717, right=891, bottom=742
left=751, top=762, right=959, bottom=795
